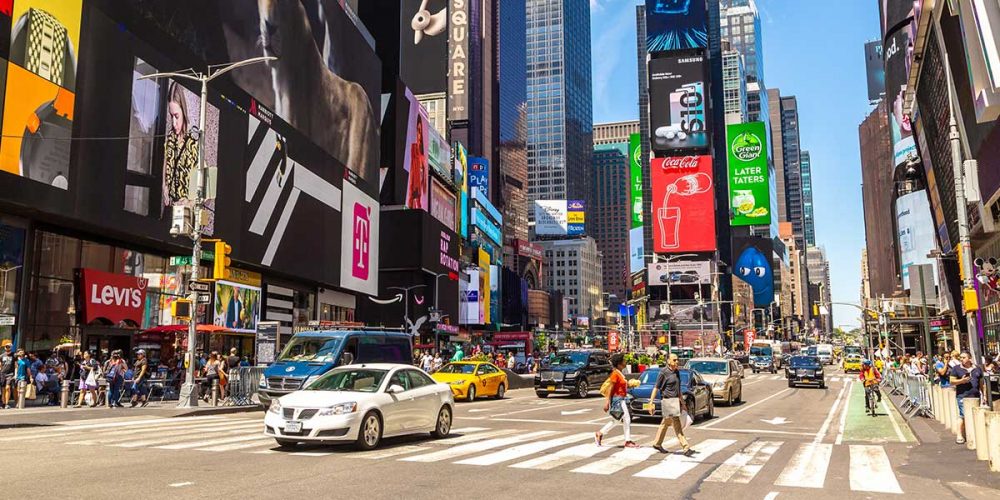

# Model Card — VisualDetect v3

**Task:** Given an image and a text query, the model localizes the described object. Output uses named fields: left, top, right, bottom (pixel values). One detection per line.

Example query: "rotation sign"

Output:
left=726, top=122, right=771, bottom=227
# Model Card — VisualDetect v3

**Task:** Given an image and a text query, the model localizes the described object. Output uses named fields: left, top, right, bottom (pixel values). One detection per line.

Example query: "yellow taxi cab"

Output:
left=431, top=361, right=508, bottom=402
left=842, top=354, right=863, bottom=373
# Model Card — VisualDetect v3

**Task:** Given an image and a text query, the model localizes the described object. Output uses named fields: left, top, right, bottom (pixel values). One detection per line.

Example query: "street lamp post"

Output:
left=140, top=56, right=275, bottom=408
left=387, top=285, right=427, bottom=329
left=642, top=253, right=698, bottom=349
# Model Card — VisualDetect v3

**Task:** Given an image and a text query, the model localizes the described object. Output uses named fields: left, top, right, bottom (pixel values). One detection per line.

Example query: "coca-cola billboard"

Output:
left=650, top=155, right=716, bottom=253
left=76, top=269, right=149, bottom=326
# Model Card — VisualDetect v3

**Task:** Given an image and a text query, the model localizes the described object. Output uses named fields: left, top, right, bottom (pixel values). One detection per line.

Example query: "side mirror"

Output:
left=387, top=384, right=405, bottom=394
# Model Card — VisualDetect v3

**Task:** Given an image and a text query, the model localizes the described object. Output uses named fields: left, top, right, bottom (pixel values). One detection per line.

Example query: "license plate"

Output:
left=285, top=421, right=302, bottom=433
left=547, top=385, right=556, bottom=391
left=642, top=403, right=655, bottom=411
left=802, top=379, right=810, bottom=383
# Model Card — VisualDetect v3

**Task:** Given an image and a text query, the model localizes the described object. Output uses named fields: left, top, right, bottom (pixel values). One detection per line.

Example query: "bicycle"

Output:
left=864, top=383, right=880, bottom=417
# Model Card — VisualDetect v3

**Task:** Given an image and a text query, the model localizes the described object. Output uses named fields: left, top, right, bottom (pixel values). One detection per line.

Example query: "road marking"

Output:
left=880, top=400, right=908, bottom=443
left=774, top=442, right=833, bottom=489
left=849, top=445, right=902, bottom=494
left=400, top=431, right=558, bottom=462
left=633, top=438, right=735, bottom=480
left=489, top=400, right=588, bottom=417
left=169, top=482, right=194, bottom=488
left=429, top=429, right=517, bottom=445
left=560, top=409, right=591, bottom=416
left=467, top=409, right=490, bottom=413
left=455, top=432, right=594, bottom=466
left=0, top=417, right=225, bottom=441
left=156, top=433, right=273, bottom=450
left=65, top=421, right=262, bottom=446
left=705, top=440, right=781, bottom=484
left=571, top=445, right=661, bottom=475
left=355, top=445, right=431, bottom=459
left=760, top=417, right=789, bottom=425
left=700, top=428, right=814, bottom=437
left=813, top=382, right=849, bottom=443
left=701, top=389, right=792, bottom=429
left=510, top=435, right=630, bottom=470
left=764, top=493, right=779, bottom=500
left=197, top=438, right=277, bottom=452
left=113, top=423, right=263, bottom=448
left=836, top=382, right=853, bottom=444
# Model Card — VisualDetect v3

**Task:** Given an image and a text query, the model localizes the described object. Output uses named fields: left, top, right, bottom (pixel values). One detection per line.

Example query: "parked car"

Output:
left=431, top=361, right=508, bottom=401
left=685, top=358, right=743, bottom=405
left=263, top=364, right=454, bottom=450
left=534, top=349, right=612, bottom=398
left=786, top=355, right=826, bottom=388
left=627, top=367, right=714, bottom=422
left=841, top=354, right=863, bottom=373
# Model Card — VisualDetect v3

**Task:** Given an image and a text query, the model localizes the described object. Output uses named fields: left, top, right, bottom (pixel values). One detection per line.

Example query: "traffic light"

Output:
left=172, top=299, right=192, bottom=320
left=213, top=240, right=232, bottom=280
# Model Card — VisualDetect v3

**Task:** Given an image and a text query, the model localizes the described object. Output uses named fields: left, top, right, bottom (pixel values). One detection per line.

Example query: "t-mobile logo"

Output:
left=351, top=203, right=371, bottom=280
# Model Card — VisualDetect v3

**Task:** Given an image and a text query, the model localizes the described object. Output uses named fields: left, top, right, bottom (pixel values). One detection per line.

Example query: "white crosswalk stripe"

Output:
left=572, top=445, right=661, bottom=475
left=774, top=443, right=833, bottom=489
left=509, top=435, right=629, bottom=470
left=849, top=445, right=903, bottom=494
left=400, top=431, right=558, bottom=462
left=704, top=440, right=781, bottom=484
left=633, top=439, right=735, bottom=480
left=455, top=432, right=594, bottom=466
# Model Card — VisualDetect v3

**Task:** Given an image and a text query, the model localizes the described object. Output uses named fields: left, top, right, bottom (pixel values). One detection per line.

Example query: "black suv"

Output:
left=535, top=349, right=612, bottom=398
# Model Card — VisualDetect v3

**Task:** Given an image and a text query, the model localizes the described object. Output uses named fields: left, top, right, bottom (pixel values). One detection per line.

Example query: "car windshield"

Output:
left=806, top=347, right=817, bottom=356
left=790, top=356, right=819, bottom=367
left=551, top=352, right=589, bottom=367
left=637, top=369, right=692, bottom=387
left=687, top=361, right=728, bottom=375
left=277, top=336, right=342, bottom=362
left=306, top=368, right=387, bottom=392
left=438, top=363, right=477, bottom=374
left=750, top=346, right=772, bottom=356
left=845, top=355, right=862, bottom=361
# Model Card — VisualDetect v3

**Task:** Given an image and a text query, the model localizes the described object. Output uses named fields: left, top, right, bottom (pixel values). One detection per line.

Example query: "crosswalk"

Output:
left=0, top=416, right=905, bottom=494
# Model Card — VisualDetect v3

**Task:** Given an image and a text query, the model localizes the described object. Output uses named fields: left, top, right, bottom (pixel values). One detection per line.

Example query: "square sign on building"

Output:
left=726, top=122, right=771, bottom=226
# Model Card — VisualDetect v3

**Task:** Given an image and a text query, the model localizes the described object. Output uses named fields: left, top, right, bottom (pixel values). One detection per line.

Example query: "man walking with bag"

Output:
left=648, top=354, right=692, bottom=455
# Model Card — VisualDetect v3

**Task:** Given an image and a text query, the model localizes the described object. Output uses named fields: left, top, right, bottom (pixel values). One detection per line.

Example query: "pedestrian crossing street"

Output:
left=0, top=415, right=903, bottom=494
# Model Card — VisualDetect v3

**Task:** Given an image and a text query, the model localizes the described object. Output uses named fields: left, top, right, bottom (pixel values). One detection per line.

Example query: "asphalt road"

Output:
left=1, top=368, right=996, bottom=499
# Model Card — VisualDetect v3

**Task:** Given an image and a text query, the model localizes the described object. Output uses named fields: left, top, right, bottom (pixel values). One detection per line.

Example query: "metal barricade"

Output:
left=222, top=366, right=266, bottom=407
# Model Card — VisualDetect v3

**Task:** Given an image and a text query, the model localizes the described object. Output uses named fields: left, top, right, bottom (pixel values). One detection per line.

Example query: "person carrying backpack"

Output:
left=595, top=353, right=637, bottom=448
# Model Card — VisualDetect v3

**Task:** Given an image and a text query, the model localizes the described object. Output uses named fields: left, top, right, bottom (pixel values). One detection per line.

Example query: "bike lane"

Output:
left=841, top=382, right=917, bottom=443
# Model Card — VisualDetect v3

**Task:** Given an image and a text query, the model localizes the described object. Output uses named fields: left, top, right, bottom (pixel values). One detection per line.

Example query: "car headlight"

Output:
left=714, top=381, right=725, bottom=389
left=259, top=375, right=267, bottom=388
left=565, top=371, right=578, bottom=379
left=317, top=402, right=357, bottom=416
left=448, top=380, right=467, bottom=385
left=302, top=375, right=319, bottom=388
left=268, top=399, right=281, bottom=414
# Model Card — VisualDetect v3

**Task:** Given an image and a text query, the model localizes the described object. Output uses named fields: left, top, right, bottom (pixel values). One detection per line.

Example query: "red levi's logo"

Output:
left=78, top=269, right=148, bottom=326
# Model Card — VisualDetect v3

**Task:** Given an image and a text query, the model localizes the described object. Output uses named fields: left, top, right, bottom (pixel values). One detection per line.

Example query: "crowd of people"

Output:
left=0, top=340, right=254, bottom=409
left=413, top=344, right=551, bottom=374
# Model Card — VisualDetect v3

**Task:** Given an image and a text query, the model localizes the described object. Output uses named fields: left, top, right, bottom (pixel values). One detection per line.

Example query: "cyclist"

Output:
left=859, top=359, right=882, bottom=415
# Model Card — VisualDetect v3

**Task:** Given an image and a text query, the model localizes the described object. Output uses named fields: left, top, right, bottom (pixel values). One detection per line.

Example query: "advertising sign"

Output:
left=896, top=191, right=938, bottom=289
left=645, top=0, right=708, bottom=53
left=628, top=133, right=644, bottom=229
left=864, top=40, right=886, bottom=101
left=479, top=249, right=491, bottom=324
left=468, top=156, right=489, bottom=198
left=516, top=240, right=544, bottom=261
left=430, top=177, right=457, bottom=231
left=648, top=55, right=709, bottom=153
left=608, top=330, right=620, bottom=352
left=448, top=0, right=469, bottom=121
left=459, top=272, right=479, bottom=325
left=213, top=280, right=261, bottom=333
left=534, top=200, right=569, bottom=235
left=453, top=142, right=469, bottom=239
left=885, top=29, right=917, bottom=168
left=403, top=89, right=430, bottom=210
left=339, top=179, right=380, bottom=296
left=629, top=227, right=645, bottom=274
left=255, top=321, right=279, bottom=365
left=567, top=200, right=586, bottom=236
left=472, top=189, right=502, bottom=225
left=650, top=156, right=716, bottom=253
left=726, top=122, right=771, bottom=226
left=400, top=0, right=448, bottom=94
left=732, top=237, right=775, bottom=307
left=77, top=269, right=149, bottom=326
left=648, top=261, right=711, bottom=286
left=473, top=208, right=502, bottom=245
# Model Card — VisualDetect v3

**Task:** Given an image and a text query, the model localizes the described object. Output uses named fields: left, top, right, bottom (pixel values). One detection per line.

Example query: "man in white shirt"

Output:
left=421, top=352, right=433, bottom=372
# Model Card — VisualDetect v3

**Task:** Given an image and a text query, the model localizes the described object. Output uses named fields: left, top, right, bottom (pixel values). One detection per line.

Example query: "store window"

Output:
left=0, top=221, right=27, bottom=346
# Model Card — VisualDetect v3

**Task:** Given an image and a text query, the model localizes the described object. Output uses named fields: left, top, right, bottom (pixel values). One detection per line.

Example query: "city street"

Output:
left=2, top=369, right=994, bottom=499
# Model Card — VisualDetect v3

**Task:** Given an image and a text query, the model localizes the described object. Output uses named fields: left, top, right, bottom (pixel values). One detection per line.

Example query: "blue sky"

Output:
left=590, top=0, right=881, bottom=328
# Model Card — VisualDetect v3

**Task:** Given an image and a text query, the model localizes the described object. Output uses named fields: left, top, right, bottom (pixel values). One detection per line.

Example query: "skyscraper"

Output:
left=722, top=43, right=748, bottom=124
left=526, top=0, right=594, bottom=205
left=591, top=120, right=639, bottom=301
left=720, top=0, right=764, bottom=83
left=859, top=100, right=900, bottom=297
left=499, top=0, right=529, bottom=261
left=801, top=151, right=815, bottom=246
left=635, top=5, right=653, bottom=259
left=806, top=246, right=833, bottom=332
left=767, top=89, right=788, bottom=222
left=780, top=95, right=805, bottom=248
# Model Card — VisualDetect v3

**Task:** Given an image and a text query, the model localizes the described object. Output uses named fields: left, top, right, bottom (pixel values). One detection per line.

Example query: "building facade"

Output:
left=801, top=151, right=816, bottom=246
left=590, top=139, right=631, bottom=301
left=722, top=45, right=749, bottom=125
left=539, top=238, right=604, bottom=322
left=499, top=0, right=530, bottom=265
left=768, top=89, right=788, bottom=223
left=806, top=246, right=833, bottom=333
left=593, top=121, right=640, bottom=146
left=780, top=96, right=805, bottom=248
left=859, top=100, right=901, bottom=297
left=526, top=0, right=594, bottom=204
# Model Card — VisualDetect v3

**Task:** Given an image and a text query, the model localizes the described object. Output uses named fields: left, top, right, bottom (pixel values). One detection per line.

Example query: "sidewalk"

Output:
left=0, top=401, right=261, bottom=427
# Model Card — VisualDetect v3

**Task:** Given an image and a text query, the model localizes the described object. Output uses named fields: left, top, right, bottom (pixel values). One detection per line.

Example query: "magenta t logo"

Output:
left=351, top=202, right=370, bottom=280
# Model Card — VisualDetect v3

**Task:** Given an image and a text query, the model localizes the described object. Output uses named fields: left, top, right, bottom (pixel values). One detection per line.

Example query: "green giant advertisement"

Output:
left=726, top=122, right=770, bottom=226
left=628, top=134, right=644, bottom=229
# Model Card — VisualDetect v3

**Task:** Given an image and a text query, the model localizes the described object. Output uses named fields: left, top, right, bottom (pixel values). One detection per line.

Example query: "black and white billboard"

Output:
left=864, top=40, right=885, bottom=101
left=400, top=0, right=449, bottom=95
left=647, top=53, right=709, bottom=153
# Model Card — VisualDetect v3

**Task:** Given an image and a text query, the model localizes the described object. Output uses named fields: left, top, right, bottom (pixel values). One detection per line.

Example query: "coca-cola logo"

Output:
left=659, top=156, right=700, bottom=170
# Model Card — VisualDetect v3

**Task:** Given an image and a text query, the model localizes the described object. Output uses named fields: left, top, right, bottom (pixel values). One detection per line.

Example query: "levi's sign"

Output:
left=78, top=269, right=148, bottom=325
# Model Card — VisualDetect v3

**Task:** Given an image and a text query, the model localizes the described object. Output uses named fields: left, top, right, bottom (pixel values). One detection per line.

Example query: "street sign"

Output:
left=197, top=293, right=212, bottom=304
left=189, top=281, right=211, bottom=293
left=0, top=315, right=15, bottom=326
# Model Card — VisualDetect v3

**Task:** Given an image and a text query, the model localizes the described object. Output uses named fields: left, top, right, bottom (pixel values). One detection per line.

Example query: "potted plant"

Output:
left=624, top=352, right=639, bottom=373
left=638, top=354, right=652, bottom=373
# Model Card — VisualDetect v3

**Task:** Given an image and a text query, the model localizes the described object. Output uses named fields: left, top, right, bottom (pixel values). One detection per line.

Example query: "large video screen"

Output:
left=645, top=0, right=708, bottom=53
left=648, top=54, right=709, bottom=153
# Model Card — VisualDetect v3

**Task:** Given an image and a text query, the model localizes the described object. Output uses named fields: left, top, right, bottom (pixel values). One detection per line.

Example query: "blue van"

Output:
left=257, top=329, right=412, bottom=405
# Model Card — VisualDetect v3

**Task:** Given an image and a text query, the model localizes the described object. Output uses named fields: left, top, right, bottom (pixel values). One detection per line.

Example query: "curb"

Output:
left=172, top=405, right=263, bottom=418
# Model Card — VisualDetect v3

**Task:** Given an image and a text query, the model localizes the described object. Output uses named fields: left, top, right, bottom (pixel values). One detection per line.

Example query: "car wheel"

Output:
left=686, top=396, right=696, bottom=420
left=788, top=380, right=794, bottom=388
left=819, top=381, right=826, bottom=389
left=274, top=438, right=298, bottom=448
left=496, top=383, right=506, bottom=400
left=467, top=385, right=477, bottom=402
left=535, top=391, right=548, bottom=398
left=706, top=397, right=714, bottom=419
left=735, top=388, right=742, bottom=403
left=355, top=411, right=382, bottom=451
left=431, top=405, right=452, bottom=439
left=575, top=380, right=589, bottom=399
left=726, top=389, right=733, bottom=406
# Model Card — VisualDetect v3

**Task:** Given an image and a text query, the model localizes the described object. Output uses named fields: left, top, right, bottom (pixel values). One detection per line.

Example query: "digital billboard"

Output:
left=447, top=0, right=469, bottom=121
left=629, top=227, right=645, bottom=274
left=648, top=261, right=711, bottom=286
left=645, top=0, right=708, bottom=53
left=648, top=54, right=709, bottom=153
left=864, top=40, right=885, bottom=101
left=213, top=281, right=262, bottom=334
left=430, top=177, right=457, bottom=231
left=339, top=179, right=380, bottom=296
left=885, top=29, right=917, bottom=168
left=732, top=237, right=774, bottom=307
left=726, top=122, right=771, bottom=226
left=453, top=142, right=469, bottom=239
left=896, top=190, right=938, bottom=289
left=650, top=156, right=716, bottom=253
left=628, top=133, right=644, bottom=229
left=468, top=156, right=489, bottom=198
left=403, top=88, right=429, bottom=210
left=401, top=0, right=448, bottom=95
